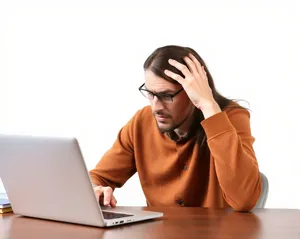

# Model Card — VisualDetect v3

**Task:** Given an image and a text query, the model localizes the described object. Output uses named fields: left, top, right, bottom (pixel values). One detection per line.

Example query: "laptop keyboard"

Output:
left=102, top=211, right=134, bottom=220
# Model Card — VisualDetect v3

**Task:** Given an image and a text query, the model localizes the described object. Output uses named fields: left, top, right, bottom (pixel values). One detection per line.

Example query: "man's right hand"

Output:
left=93, top=185, right=117, bottom=207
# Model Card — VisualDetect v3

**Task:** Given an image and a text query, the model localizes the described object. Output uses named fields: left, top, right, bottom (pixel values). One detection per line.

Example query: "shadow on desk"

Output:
left=6, top=216, right=105, bottom=239
left=6, top=215, right=165, bottom=239
left=141, top=208, right=262, bottom=239
left=6, top=209, right=262, bottom=239
left=215, top=210, right=262, bottom=238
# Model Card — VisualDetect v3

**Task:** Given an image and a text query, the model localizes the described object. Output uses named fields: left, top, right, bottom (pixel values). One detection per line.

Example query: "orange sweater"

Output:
left=89, top=105, right=262, bottom=211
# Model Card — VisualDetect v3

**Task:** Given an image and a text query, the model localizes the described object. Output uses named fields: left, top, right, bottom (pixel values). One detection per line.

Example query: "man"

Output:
left=89, top=45, right=262, bottom=211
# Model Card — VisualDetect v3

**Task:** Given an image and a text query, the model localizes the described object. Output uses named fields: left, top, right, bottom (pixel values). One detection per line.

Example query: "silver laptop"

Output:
left=0, top=134, right=163, bottom=227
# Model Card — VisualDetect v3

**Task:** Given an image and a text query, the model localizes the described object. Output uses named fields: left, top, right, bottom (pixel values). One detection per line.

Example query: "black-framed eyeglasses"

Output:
left=138, top=83, right=184, bottom=103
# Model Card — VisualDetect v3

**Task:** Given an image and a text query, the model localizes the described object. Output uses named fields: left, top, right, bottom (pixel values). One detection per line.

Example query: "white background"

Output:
left=0, top=0, right=299, bottom=209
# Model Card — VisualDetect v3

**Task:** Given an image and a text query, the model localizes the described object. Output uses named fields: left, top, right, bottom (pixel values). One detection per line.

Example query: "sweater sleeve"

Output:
left=201, top=107, right=262, bottom=211
left=88, top=114, right=137, bottom=189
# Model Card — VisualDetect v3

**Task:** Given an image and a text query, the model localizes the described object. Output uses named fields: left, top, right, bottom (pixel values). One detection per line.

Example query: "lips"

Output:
left=156, top=115, right=169, bottom=122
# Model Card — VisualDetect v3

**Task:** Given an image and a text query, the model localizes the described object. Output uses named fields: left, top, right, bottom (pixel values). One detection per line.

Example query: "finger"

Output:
left=189, top=53, right=208, bottom=80
left=110, top=196, right=117, bottom=208
left=202, top=66, right=207, bottom=77
left=199, top=66, right=208, bottom=82
left=94, top=188, right=102, bottom=200
left=164, top=69, right=184, bottom=84
left=183, top=56, right=198, bottom=75
left=168, top=59, right=191, bottom=78
left=188, top=53, right=203, bottom=74
left=103, top=187, right=113, bottom=206
left=94, top=188, right=104, bottom=205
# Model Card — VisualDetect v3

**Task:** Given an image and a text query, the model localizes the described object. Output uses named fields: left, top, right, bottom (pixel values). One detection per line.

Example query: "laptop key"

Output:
left=102, top=211, right=134, bottom=220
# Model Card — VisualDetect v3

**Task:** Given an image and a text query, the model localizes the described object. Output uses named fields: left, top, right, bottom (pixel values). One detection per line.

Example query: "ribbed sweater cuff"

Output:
left=200, top=112, right=235, bottom=140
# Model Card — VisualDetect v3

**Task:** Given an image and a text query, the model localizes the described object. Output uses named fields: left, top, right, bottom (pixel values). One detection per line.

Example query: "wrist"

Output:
left=200, top=101, right=221, bottom=119
left=92, top=183, right=102, bottom=188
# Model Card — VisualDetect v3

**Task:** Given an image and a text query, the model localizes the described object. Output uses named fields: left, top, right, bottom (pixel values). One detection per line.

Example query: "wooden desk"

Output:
left=1, top=207, right=300, bottom=239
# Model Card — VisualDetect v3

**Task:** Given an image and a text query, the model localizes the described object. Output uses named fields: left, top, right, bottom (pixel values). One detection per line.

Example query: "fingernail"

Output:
left=104, top=200, right=109, bottom=205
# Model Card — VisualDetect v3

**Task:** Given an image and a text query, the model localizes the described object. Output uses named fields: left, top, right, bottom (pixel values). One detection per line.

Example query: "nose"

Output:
left=151, top=96, right=164, bottom=112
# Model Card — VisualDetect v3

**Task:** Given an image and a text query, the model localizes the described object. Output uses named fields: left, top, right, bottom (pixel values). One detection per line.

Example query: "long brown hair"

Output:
left=143, top=45, right=245, bottom=146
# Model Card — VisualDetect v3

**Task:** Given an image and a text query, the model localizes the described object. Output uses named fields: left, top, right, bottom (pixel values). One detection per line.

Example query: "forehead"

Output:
left=144, top=70, right=180, bottom=92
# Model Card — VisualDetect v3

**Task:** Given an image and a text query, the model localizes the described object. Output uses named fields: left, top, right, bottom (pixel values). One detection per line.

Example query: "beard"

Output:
left=155, top=119, right=177, bottom=133
left=154, top=108, right=193, bottom=133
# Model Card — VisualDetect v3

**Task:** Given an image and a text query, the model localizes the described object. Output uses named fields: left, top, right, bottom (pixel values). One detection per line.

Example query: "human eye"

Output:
left=158, top=93, right=172, bottom=102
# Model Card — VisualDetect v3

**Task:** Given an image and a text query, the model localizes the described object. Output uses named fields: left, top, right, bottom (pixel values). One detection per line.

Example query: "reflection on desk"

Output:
left=1, top=207, right=300, bottom=239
